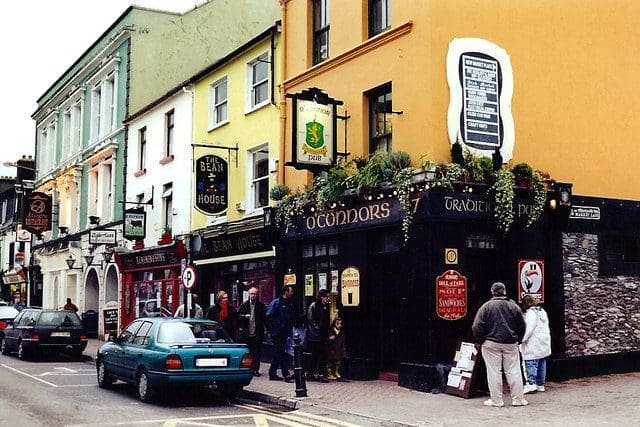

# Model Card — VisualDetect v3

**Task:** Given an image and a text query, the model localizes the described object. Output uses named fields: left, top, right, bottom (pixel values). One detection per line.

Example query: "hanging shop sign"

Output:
left=518, top=259, right=545, bottom=303
left=436, top=270, right=468, bottom=320
left=341, top=267, right=360, bottom=307
left=90, top=229, right=117, bottom=245
left=195, top=155, right=228, bottom=214
left=22, top=191, right=52, bottom=234
left=123, top=209, right=146, bottom=241
left=286, top=87, right=342, bottom=172
left=447, top=38, right=514, bottom=162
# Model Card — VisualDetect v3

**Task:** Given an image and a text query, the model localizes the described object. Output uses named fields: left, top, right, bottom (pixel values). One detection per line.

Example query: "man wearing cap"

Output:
left=472, top=282, right=527, bottom=407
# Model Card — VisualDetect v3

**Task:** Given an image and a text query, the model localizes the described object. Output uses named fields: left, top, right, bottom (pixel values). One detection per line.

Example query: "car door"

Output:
left=120, top=321, right=153, bottom=381
left=107, top=320, right=143, bottom=378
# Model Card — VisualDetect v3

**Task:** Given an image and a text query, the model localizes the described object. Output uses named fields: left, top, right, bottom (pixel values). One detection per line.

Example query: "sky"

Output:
left=0, top=0, right=201, bottom=177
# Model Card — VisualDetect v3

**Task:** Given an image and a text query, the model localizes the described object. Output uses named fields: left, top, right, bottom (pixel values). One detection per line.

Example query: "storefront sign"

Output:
left=436, top=270, right=468, bottom=320
left=90, top=229, right=117, bottom=245
left=341, top=267, right=360, bottom=307
left=447, top=38, right=514, bottom=162
left=116, top=244, right=181, bottom=270
left=569, top=206, right=600, bottom=220
left=194, top=228, right=273, bottom=260
left=22, top=192, right=52, bottom=234
left=286, top=87, right=342, bottom=172
left=195, top=155, right=228, bottom=214
left=123, top=209, right=146, bottom=240
left=518, top=259, right=544, bottom=302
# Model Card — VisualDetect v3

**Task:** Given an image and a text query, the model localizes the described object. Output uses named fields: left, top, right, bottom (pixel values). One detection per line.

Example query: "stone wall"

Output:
left=563, top=233, right=640, bottom=357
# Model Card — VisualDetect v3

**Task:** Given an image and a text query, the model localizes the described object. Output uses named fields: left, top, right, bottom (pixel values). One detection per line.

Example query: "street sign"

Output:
left=181, top=265, right=197, bottom=290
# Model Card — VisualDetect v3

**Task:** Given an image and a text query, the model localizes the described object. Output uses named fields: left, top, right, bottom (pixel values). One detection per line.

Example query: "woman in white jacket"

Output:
left=521, top=294, right=551, bottom=394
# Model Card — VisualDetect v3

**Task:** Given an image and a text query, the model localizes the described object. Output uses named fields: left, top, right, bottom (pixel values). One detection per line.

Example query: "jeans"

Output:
left=525, top=358, right=547, bottom=386
left=269, top=337, right=290, bottom=378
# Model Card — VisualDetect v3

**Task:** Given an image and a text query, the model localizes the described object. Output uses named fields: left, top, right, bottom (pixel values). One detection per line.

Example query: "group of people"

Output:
left=177, top=284, right=346, bottom=384
left=472, top=282, right=551, bottom=407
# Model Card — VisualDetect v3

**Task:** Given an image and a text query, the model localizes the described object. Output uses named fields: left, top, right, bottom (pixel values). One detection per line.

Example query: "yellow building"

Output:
left=189, top=23, right=282, bottom=308
left=276, top=1, right=639, bottom=385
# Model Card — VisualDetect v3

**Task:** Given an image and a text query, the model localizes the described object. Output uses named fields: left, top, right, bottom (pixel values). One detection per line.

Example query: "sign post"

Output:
left=181, top=265, right=197, bottom=318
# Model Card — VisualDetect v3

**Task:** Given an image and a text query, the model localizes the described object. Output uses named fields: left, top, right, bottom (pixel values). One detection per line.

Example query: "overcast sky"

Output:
left=0, top=0, right=200, bottom=177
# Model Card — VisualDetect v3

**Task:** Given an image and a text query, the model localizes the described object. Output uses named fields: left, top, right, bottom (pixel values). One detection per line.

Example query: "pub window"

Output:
left=301, top=239, right=338, bottom=302
left=600, top=234, right=640, bottom=277
left=466, top=233, right=497, bottom=249
left=313, top=0, right=330, bottom=65
left=369, top=0, right=391, bottom=37
left=368, top=83, right=393, bottom=153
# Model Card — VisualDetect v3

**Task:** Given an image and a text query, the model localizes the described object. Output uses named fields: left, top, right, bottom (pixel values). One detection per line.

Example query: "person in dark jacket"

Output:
left=237, top=286, right=266, bottom=376
left=472, top=282, right=527, bottom=408
left=305, top=289, right=331, bottom=382
left=266, top=285, right=296, bottom=382
left=206, top=291, right=238, bottom=338
left=326, top=316, right=346, bottom=380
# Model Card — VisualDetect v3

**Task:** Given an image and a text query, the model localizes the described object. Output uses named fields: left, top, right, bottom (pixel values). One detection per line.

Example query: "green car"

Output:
left=96, top=317, right=253, bottom=402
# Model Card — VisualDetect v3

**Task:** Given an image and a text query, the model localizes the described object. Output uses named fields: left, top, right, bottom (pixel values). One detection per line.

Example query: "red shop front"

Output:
left=114, top=241, right=186, bottom=327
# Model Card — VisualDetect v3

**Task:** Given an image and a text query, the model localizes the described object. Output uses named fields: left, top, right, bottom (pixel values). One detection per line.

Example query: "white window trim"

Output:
left=209, top=77, right=229, bottom=130
left=246, top=53, right=270, bottom=113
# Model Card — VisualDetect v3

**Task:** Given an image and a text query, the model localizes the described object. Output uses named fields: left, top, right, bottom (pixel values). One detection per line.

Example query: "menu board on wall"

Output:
left=445, top=341, right=482, bottom=398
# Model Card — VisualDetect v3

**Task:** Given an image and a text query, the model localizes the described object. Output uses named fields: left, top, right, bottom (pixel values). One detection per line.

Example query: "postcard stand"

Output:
left=444, top=341, right=482, bottom=398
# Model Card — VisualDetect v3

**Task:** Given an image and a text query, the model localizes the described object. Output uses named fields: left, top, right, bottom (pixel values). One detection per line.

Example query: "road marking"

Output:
left=1, top=364, right=58, bottom=387
left=238, top=403, right=360, bottom=427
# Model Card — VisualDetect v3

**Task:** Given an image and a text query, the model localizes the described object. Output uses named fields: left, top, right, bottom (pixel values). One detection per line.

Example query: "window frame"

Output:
left=209, top=77, right=229, bottom=129
left=138, top=127, right=147, bottom=172
left=165, top=109, right=174, bottom=157
left=162, top=182, right=173, bottom=232
left=247, top=53, right=270, bottom=111
left=247, top=145, right=270, bottom=212
left=369, top=0, right=391, bottom=37
left=368, top=83, right=393, bottom=153
left=313, top=0, right=330, bottom=65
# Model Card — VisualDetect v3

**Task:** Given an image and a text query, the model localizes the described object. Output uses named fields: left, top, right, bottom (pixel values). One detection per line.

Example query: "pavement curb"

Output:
left=241, top=389, right=317, bottom=410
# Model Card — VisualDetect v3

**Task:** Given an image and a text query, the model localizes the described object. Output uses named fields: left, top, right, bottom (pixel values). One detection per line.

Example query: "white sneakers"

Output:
left=524, top=383, right=546, bottom=394
left=512, top=399, right=529, bottom=406
left=484, top=399, right=505, bottom=407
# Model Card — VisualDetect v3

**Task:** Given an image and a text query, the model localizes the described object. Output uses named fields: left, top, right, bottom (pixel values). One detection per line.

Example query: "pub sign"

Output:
left=123, top=208, right=146, bottom=241
left=22, top=191, right=52, bottom=234
left=195, top=155, right=228, bottom=214
left=436, top=270, right=468, bottom=320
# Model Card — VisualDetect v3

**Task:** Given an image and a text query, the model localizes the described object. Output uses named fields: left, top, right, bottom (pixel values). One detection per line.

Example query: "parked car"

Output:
left=96, top=317, right=253, bottom=402
left=0, top=308, right=87, bottom=360
left=0, top=305, right=19, bottom=343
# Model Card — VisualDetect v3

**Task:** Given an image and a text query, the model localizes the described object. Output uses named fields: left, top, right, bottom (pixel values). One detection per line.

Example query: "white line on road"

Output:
left=1, top=364, right=58, bottom=387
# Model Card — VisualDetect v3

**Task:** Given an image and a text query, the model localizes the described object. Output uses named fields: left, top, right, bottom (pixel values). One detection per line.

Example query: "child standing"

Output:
left=521, top=294, right=551, bottom=393
left=326, top=317, right=346, bottom=380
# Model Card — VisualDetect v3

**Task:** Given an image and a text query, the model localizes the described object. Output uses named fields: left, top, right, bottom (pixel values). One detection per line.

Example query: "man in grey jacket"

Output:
left=472, top=282, right=527, bottom=407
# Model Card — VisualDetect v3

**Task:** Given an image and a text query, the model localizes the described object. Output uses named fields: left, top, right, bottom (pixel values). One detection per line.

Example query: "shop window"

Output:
left=466, top=233, right=497, bottom=249
left=301, top=240, right=338, bottom=302
left=600, top=234, right=640, bottom=276
left=368, top=83, right=393, bottom=153
left=369, top=0, right=391, bottom=37
left=313, top=0, right=330, bottom=65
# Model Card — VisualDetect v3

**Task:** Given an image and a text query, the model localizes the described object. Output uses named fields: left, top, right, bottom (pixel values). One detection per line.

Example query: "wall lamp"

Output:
left=102, top=248, right=114, bottom=264
left=66, top=254, right=83, bottom=270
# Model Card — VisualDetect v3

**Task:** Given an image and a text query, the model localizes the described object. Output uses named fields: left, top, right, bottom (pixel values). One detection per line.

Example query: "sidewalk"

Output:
left=84, top=339, right=640, bottom=426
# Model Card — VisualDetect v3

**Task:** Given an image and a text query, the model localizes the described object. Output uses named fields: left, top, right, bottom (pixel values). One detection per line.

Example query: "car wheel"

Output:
left=97, top=359, right=113, bottom=388
left=0, top=338, right=8, bottom=355
left=17, top=341, right=28, bottom=360
left=137, top=369, right=155, bottom=403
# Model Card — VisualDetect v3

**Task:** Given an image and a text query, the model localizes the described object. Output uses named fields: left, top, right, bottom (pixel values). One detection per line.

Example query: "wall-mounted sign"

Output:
left=195, top=155, right=228, bottom=214
left=192, top=228, right=273, bottom=260
left=569, top=206, right=600, bottom=220
left=90, top=229, right=117, bottom=245
left=286, top=87, right=342, bottom=172
left=447, top=38, right=514, bottom=162
left=436, top=270, right=468, bottom=320
left=123, top=209, right=146, bottom=241
left=22, top=191, right=52, bottom=234
left=341, top=267, right=360, bottom=307
left=445, top=248, right=458, bottom=265
left=284, top=272, right=297, bottom=286
left=518, top=259, right=544, bottom=302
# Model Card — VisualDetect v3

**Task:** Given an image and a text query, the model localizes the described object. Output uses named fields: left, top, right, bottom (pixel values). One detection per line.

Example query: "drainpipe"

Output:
left=278, top=1, right=289, bottom=186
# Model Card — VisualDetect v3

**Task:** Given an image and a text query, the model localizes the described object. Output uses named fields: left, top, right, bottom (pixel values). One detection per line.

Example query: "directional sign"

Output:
left=181, top=265, right=197, bottom=290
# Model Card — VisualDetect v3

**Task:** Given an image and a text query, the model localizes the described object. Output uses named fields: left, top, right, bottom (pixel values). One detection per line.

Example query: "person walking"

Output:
left=305, top=289, right=331, bottom=382
left=472, top=282, right=528, bottom=407
left=521, top=294, right=551, bottom=394
left=206, top=291, right=238, bottom=338
left=266, top=285, right=296, bottom=382
left=238, top=287, right=266, bottom=377
left=64, top=298, right=78, bottom=312
left=174, top=293, right=204, bottom=318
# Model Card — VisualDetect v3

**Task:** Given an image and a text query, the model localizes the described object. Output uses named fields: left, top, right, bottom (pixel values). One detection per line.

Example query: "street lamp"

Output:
left=66, top=254, right=83, bottom=270
left=2, top=161, right=37, bottom=171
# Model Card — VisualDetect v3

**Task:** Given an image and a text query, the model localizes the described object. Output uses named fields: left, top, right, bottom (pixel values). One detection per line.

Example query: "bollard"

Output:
left=292, top=332, right=307, bottom=397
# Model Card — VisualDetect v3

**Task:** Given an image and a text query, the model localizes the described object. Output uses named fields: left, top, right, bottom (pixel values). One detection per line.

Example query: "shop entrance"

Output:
left=371, top=251, right=402, bottom=372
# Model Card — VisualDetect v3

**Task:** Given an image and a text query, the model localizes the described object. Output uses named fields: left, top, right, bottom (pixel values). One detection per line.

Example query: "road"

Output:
left=0, top=352, right=398, bottom=427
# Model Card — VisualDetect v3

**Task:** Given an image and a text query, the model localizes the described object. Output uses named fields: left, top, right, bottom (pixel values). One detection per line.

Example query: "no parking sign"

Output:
left=518, top=259, right=544, bottom=303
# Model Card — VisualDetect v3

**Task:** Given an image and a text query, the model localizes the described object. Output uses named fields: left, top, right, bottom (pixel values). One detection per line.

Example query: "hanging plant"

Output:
left=490, top=168, right=515, bottom=233
left=393, top=167, right=415, bottom=243
left=269, top=184, right=291, bottom=201
left=527, top=171, right=548, bottom=227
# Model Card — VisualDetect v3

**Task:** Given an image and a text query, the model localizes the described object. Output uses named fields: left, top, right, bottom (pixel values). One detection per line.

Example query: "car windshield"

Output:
left=38, top=311, right=81, bottom=327
left=157, top=322, right=197, bottom=344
